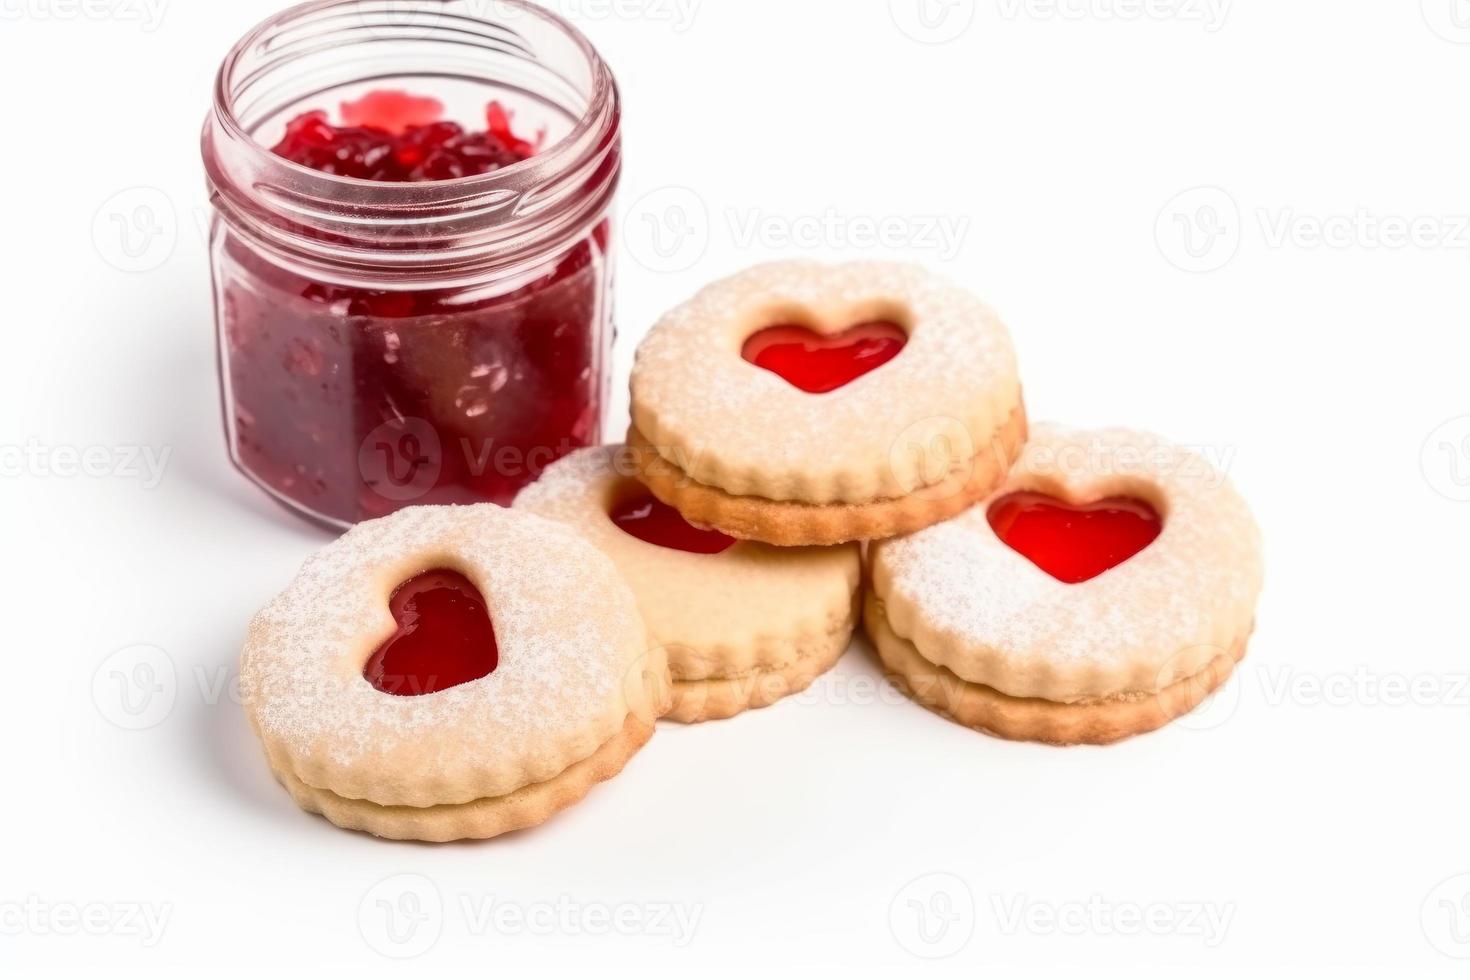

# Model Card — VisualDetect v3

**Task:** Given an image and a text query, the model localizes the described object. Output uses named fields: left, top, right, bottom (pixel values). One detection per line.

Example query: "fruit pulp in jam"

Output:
left=219, top=91, right=609, bottom=525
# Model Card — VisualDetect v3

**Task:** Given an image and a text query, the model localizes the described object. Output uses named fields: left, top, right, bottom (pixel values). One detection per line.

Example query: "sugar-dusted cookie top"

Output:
left=241, top=504, right=660, bottom=808
left=871, top=424, right=1264, bottom=702
left=631, top=260, right=1023, bottom=505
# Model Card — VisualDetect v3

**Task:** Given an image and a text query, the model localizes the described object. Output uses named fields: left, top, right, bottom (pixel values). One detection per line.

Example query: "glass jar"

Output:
left=203, top=0, right=621, bottom=527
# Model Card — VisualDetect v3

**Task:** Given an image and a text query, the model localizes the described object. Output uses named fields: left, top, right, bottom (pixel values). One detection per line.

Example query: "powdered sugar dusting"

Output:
left=514, top=445, right=627, bottom=510
left=872, top=424, right=1264, bottom=700
left=241, top=505, right=645, bottom=799
left=516, top=445, right=863, bottom=678
left=629, top=261, right=1022, bottom=502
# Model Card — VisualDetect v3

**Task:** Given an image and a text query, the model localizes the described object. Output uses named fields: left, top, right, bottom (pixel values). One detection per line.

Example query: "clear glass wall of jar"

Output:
left=203, top=0, right=621, bottom=527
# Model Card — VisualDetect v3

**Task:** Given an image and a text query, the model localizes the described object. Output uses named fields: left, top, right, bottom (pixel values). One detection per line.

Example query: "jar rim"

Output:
left=211, top=0, right=613, bottom=192
left=203, top=0, right=622, bottom=285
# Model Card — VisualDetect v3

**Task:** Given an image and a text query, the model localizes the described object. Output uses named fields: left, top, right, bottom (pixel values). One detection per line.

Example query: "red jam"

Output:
left=340, top=90, right=449, bottom=134
left=271, top=95, right=540, bottom=181
left=609, top=490, right=736, bottom=555
left=218, top=91, right=609, bottom=524
left=987, top=492, right=1162, bottom=584
left=741, top=322, right=907, bottom=394
left=362, top=570, right=498, bottom=696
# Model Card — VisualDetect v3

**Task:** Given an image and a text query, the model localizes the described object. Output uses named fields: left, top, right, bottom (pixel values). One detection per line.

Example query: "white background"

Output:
left=3, top=0, right=1469, bottom=976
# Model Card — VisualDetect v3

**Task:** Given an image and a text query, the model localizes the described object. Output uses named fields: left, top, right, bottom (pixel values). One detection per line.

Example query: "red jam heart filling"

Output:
left=741, top=321, right=907, bottom=394
left=362, top=570, right=499, bottom=696
left=609, top=490, right=736, bottom=555
left=987, top=492, right=1162, bottom=584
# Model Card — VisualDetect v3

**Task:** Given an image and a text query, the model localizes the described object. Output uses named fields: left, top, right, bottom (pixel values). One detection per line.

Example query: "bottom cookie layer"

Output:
left=627, top=403, right=1027, bottom=547
left=272, top=714, right=656, bottom=842
left=664, top=623, right=853, bottom=724
left=864, top=595, right=1248, bottom=745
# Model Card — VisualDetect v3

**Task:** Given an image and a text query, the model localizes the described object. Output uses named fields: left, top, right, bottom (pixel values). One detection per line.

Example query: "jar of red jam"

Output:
left=203, top=0, right=620, bottom=526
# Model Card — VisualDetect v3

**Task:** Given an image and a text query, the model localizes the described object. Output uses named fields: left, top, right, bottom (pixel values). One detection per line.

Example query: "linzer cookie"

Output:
left=866, top=424, right=1263, bottom=745
left=516, top=447, right=861, bottom=723
left=627, top=261, right=1027, bottom=546
left=240, top=505, right=669, bottom=841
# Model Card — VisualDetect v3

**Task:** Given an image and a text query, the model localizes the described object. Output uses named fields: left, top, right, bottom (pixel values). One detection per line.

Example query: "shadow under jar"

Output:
left=203, top=0, right=621, bottom=527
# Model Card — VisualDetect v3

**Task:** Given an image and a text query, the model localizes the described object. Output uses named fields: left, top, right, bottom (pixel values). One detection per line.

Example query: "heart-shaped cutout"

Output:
left=363, top=570, right=499, bottom=696
left=987, top=492, right=1162, bottom=584
left=741, top=321, right=907, bottom=394
left=610, top=489, right=736, bottom=555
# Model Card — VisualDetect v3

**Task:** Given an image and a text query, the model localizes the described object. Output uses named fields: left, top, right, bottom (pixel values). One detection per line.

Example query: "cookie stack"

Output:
left=241, top=260, right=1263, bottom=842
